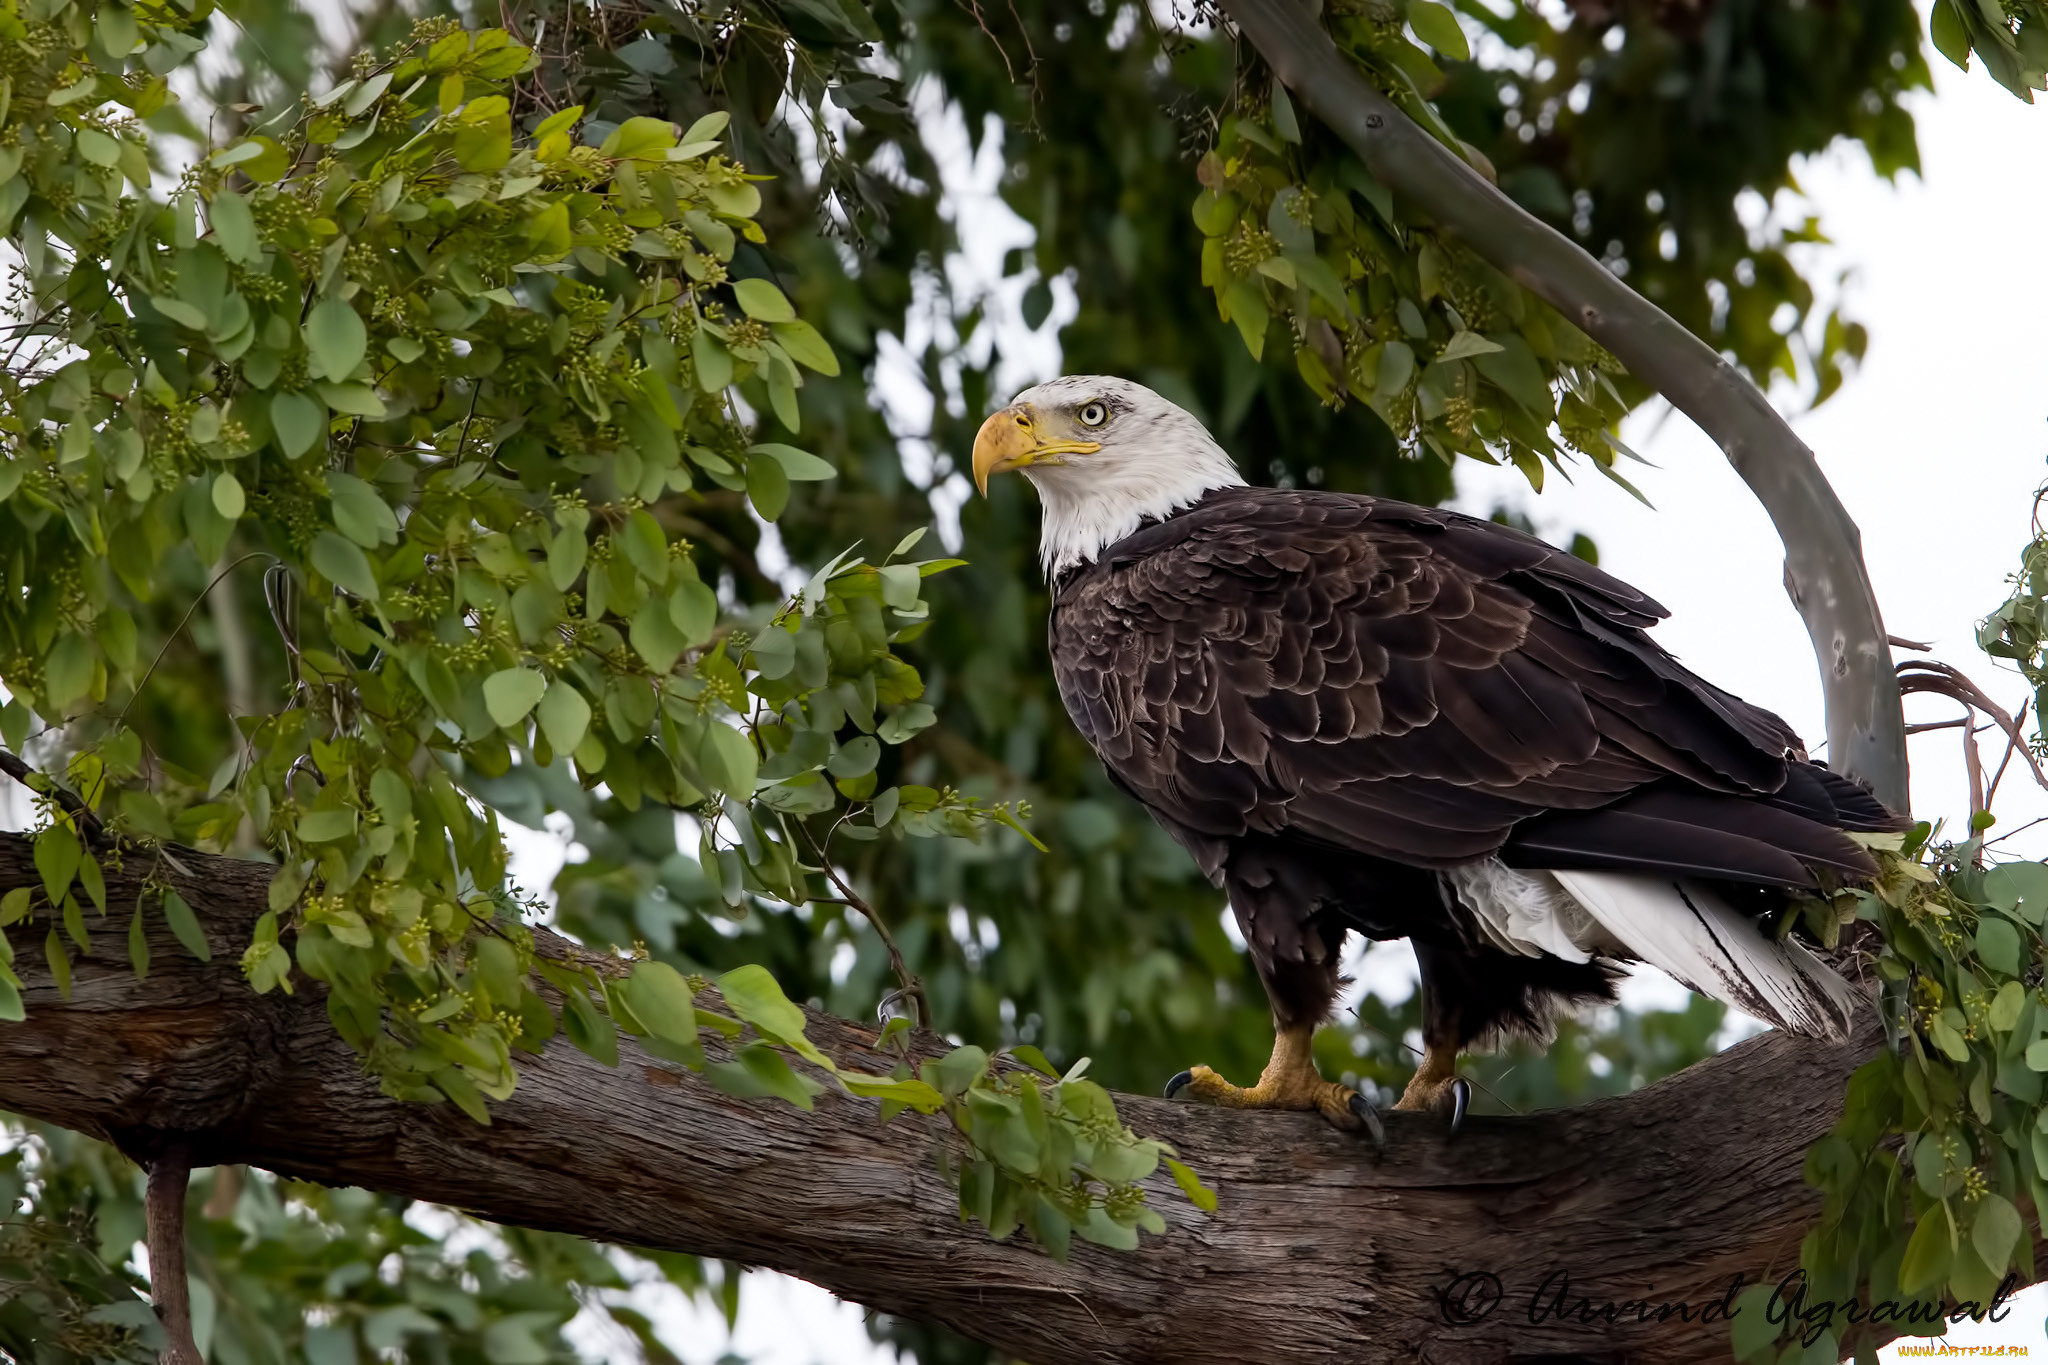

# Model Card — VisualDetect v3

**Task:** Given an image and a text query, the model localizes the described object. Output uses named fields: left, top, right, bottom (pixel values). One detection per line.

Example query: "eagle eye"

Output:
left=1077, top=400, right=1109, bottom=428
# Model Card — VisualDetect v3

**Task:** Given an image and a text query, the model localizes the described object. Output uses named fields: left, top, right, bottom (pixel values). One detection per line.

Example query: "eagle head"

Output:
left=973, top=375, right=1245, bottom=578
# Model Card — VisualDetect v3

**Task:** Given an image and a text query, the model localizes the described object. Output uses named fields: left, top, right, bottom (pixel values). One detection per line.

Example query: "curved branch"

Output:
left=1214, top=0, right=1910, bottom=811
left=0, top=834, right=1991, bottom=1363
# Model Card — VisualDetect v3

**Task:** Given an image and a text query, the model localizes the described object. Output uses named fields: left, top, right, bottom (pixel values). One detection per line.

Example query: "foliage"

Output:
left=1429, top=0, right=1925, bottom=410
left=1194, top=0, right=1930, bottom=491
left=1, top=1118, right=718, bottom=1362
left=1195, top=74, right=1640, bottom=493
left=0, top=0, right=1193, bottom=1353
left=1930, top=0, right=2048, bottom=100
left=1751, top=502, right=2048, bottom=1363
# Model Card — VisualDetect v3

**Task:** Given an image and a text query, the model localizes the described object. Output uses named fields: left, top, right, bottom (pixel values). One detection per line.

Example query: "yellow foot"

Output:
left=1393, top=1041, right=1471, bottom=1133
left=1165, top=1025, right=1383, bottom=1145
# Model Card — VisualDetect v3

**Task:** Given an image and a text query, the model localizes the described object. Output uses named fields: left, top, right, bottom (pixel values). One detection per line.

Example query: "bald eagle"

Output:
left=973, top=375, right=1904, bottom=1135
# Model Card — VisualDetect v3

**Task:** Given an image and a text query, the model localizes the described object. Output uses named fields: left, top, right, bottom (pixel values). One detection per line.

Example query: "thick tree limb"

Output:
left=1213, top=0, right=1911, bottom=812
left=0, top=833, right=1993, bottom=1363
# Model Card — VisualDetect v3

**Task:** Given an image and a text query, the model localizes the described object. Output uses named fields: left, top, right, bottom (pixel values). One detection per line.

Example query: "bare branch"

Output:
left=1209, top=0, right=1909, bottom=811
left=143, top=1144, right=202, bottom=1365
left=1897, top=659, right=2048, bottom=799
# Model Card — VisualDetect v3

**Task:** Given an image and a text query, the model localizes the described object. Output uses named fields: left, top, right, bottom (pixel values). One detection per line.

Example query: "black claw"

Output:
left=1349, top=1091, right=1386, bottom=1152
left=1164, top=1069, right=1195, bottom=1100
left=1448, top=1077, right=1470, bottom=1136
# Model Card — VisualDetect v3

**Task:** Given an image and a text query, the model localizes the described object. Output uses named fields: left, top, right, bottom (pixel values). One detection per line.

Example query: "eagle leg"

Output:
left=1164, top=1024, right=1382, bottom=1143
left=1393, top=1039, right=1470, bottom=1134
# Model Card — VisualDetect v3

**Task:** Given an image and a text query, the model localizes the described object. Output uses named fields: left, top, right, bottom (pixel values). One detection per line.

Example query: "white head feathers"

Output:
left=982, top=375, right=1246, bottom=579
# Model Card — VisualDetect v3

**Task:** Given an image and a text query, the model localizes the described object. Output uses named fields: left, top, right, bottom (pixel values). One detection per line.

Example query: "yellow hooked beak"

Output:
left=972, top=404, right=1102, bottom=496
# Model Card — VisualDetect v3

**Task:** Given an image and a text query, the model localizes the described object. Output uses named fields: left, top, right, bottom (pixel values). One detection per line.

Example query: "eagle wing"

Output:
left=1049, top=488, right=1895, bottom=886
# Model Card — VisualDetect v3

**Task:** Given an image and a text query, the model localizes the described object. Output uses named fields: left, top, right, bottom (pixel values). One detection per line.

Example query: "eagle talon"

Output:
left=1164, top=1069, right=1196, bottom=1100
left=1448, top=1078, right=1470, bottom=1136
left=1348, top=1091, right=1386, bottom=1151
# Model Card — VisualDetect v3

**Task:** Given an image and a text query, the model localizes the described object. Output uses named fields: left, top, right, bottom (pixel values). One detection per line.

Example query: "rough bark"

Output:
left=0, top=833, right=1985, bottom=1364
left=1214, top=0, right=1911, bottom=812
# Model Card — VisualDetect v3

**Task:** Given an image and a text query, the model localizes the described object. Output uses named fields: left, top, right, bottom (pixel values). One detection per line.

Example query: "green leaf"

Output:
left=34, top=824, right=81, bottom=906
left=668, top=581, right=718, bottom=647
left=559, top=982, right=619, bottom=1067
left=1899, top=1205, right=1955, bottom=1294
left=629, top=599, right=686, bottom=674
left=1727, top=1284, right=1782, bottom=1360
left=878, top=703, right=936, bottom=744
left=433, top=1068, right=491, bottom=1125
left=1269, top=81, right=1300, bottom=144
left=327, top=472, right=399, bottom=548
left=705, top=1040, right=821, bottom=1110
left=311, top=531, right=380, bottom=601
left=732, top=278, right=795, bottom=323
left=1406, top=0, right=1470, bottom=60
left=482, top=667, right=547, bottom=729
left=699, top=722, right=759, bottom=798
left=2027, top=1038, right=2048, bottom=1072
left=1983, top=861, right=2048, bottom=924
left=749, top=443, right=835, bottom=481
left=208, top=189, right=260, bottom=265
left=840, top=1073, right=945, bottom=1111
left=828, top=735, right=880, bottom=779
left=1991, top=980, right=2026, bottom=1032
left=1972, top=1192, right=2022, bottom=1272
left=1976, top=916, right=2022, bottom=977
left=211, top=471, right=244, bottom=521
left=298, top=808, right=357, bottom=843
left=161, top=890, right=211, bottom=962
left=771, top=320, right=839, bottom=376
left=125, top=908, right=149, bottom=970
left=622, top=961, right=705, bottom=1062
left=1165, top=1155, right=1218, bottom=1212
left=680, top=110, right=729, bottom=145
left=1931, top=0, right=1973, bottom=70
left=691, top=326, right=731, bottom=393
left=43, top=931, right=70, bottom=1001
left=270, top=391, right=326, bottom=457
left=747, top=453, right=789, bottom=521
left=536, top=680, right=591, bottom=756
left=44, top=632, right=94, bottom=710
left=603, top=115, right=679, bottom=158
left=714, top=963, right=833, bottom=1069
left=304, top=296, right=368, bottom=383
left=1437, top=330, right=1505, bottom=363
left=926, top=1044, right=989, bottom=1101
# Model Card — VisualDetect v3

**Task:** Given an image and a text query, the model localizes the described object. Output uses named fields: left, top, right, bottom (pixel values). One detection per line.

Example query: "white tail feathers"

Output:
left=1549, top=870, right=1857, bottom=1041
left=1447, top=860, right=1857, bottom=1041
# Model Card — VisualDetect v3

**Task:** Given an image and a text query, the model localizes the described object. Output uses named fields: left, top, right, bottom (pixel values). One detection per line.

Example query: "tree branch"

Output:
left=0, top=833, right=1989, bottom=1363
left=1212, top=0, right=1910, bottom=811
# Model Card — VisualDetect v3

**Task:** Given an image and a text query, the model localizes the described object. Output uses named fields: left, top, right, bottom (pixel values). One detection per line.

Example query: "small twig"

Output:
left=1897, top=660, right=2048, bottom=797
left=1986, top=815, right=2048, bottom=849
left=144, top=1142, right=203, bottom=1365
left=1964, top=714, right=1986, bottom=820
left=1984, top=700, right=2030, bottom=814
left=1887, top=634, right=1934, bottom=652
left=1903, top=719, right=1970, bottom=735
left=789, top=816, right=928, bottom=1028
left=0, top=750, right=106, bottom=842
left=115, top=552, right=277, bottom=729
